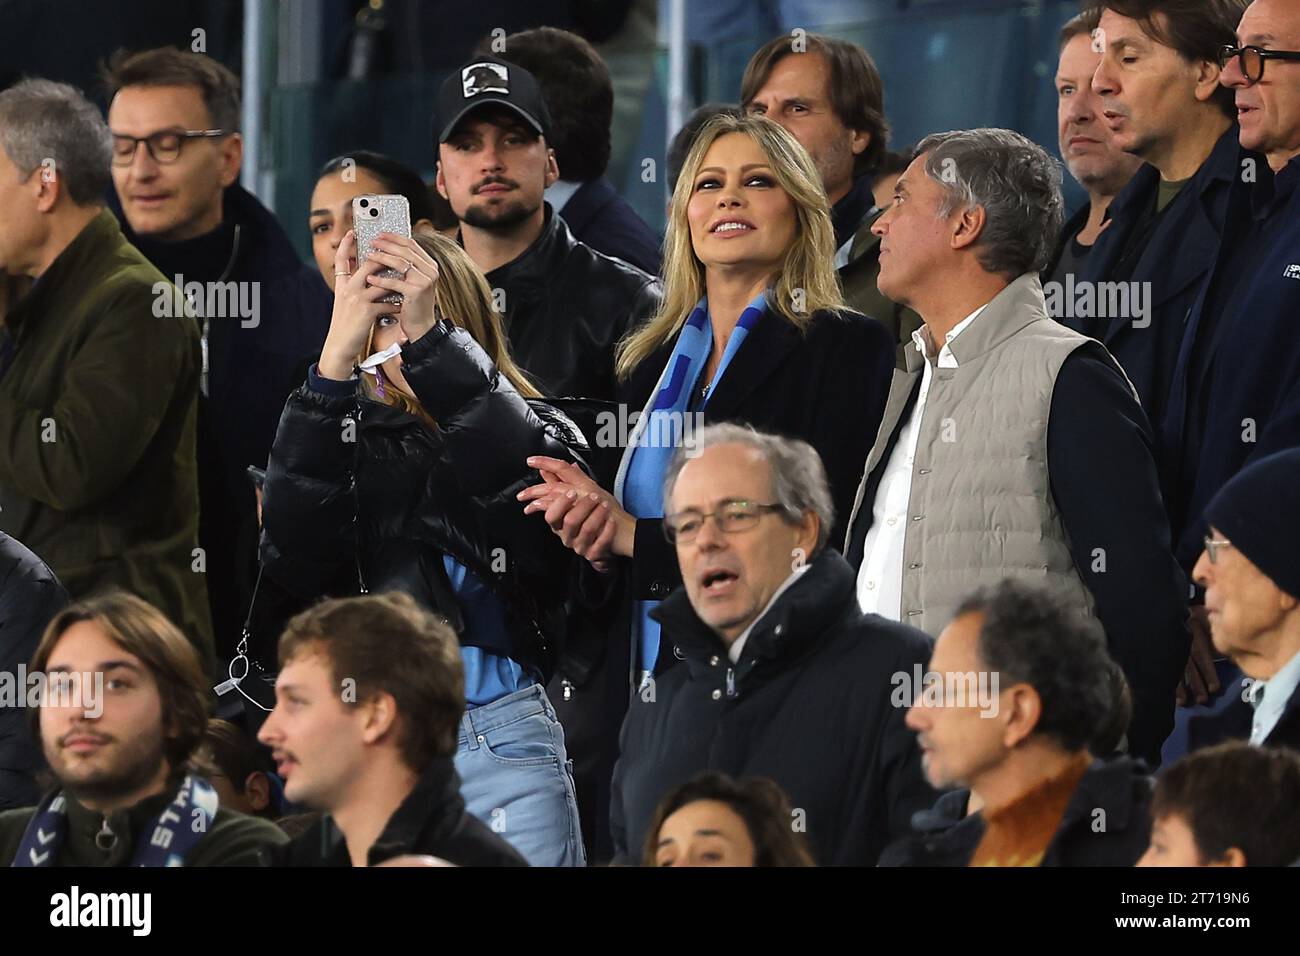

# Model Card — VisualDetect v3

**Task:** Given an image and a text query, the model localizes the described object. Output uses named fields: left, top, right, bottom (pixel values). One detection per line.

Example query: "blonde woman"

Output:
left=519, top=112, right=894, bottom=696
left=260, top=228, right=586, bottom=866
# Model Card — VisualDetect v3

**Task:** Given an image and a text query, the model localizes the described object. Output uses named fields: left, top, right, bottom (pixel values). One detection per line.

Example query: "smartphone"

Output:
left=352, top=194, right=412, bottom=306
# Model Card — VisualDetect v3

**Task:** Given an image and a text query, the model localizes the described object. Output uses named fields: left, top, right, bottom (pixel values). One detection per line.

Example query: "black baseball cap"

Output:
left=435, top=55, right=552, bottom=145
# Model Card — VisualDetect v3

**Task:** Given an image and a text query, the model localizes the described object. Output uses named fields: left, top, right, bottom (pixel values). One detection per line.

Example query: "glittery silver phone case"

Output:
left=352, top=194, right=412, bottom=305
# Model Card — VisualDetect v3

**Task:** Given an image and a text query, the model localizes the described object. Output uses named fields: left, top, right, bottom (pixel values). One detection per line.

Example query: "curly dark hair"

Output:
left=955, top=579, right=1116, bottom=752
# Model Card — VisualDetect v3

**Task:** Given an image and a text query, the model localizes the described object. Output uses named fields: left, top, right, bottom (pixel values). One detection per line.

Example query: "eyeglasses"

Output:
left=110, top=128, right=228, bottom=166
left=1203, top=535, right=1234, bottom=564
left=664, top=499, right=786, bottom=544
left=1217, top=45, right=1300, bottom=85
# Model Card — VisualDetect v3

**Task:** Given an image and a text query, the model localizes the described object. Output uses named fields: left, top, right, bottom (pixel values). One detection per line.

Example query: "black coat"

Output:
left=0, top=533, right=68, bottom=809
left=619, top=306, right=895, bottom=615
left=484, top=203, right=662, bottom=400
left=115, top=184, right=333, bottom=654
left=558, top=177, right=662, bottom=277
left=1071, top=126, right=1240, bottom=442
left=610, top=549, right=937, bottom=866
left=1163, top=154, right=1300, bottom=572
left=878, top=757, right=1154, bottom=867
left=259, top=321, right=583, bottom=679
left=275, top=757, right=526, bottom=867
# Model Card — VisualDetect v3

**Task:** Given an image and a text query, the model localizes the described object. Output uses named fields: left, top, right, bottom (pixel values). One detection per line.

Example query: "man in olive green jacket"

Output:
left=0, top=79, right=212, bottom=670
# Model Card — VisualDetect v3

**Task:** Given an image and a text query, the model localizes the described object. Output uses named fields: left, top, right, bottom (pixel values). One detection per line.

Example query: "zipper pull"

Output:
left=95, top=815, right=117, bottom=852
left=725, top=666, right=736, bottom=698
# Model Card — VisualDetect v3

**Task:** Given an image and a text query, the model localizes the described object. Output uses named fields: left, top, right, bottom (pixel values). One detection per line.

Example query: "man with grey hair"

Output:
left=609, top=424, right=936, bottom=865
left=0, top=78, right=213, bottom=673
left=845, top=128, right=1188, bottom=765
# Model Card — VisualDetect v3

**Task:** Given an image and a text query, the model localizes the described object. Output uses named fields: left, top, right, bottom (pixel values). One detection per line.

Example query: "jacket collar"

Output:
left=902, top=272, right=1046, bottom=374
left=113, top=182, right=303, bottom=285
left=650, top=548, right=861, bottom=681
left=483, top=202, right=574, bottom=293
left=911, top=788, right=973, bottom=833
left=556, top=177, right=613, bottom=234
left=845, top=205, right=885, bottom=269
left=1107, top=124, right=1240, bottom=224
left=7, top=209, right=124, bottom=339
left=1250, top=151, right=1300, bottom=220
left=831, top=174, right=877, bottom=252
left=1053, top=755, right=1148, bottom=837
left=364, top=756, right=465, bottom=864
left=62, top=771, right=189, bottom=861
left=702, top=303, right=817, bottom=420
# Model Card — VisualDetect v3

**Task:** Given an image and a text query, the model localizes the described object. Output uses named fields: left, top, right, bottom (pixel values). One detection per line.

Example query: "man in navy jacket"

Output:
left=1157, top=0, right=1300, bottom=754
left=1165, top=0, right=1300, bottom=575
left=1072, top=0, right=1247, bottom=445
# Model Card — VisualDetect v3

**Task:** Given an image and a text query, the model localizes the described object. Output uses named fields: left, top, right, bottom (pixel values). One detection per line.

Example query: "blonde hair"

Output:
left=357, top=232, right=541, bottom=427
left=615, top=113, right=844, bottom=380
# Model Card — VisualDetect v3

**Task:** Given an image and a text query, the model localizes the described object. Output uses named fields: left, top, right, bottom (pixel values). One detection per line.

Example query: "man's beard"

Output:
left=461, top=196, right=538, bottom=232
left=815, top=133, right=858, bottom=201
left=47, top=730, right=170, bottom=805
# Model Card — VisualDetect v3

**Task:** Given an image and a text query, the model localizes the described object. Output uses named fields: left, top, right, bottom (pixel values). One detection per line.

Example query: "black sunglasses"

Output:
left=1218, top=45, right=1300, bottom=85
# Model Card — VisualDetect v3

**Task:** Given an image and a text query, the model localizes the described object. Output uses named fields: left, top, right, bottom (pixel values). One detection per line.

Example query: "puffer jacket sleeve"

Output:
left=259, top=380, right=361, bottom=599
left=0, top=534, right=69, bottom=810
left=399, top=321, right=582, bottom=583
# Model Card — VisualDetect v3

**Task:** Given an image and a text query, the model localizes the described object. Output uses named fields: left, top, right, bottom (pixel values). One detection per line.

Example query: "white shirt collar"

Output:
left=727, top=564, right=810, bottom=664
left=544, top=179, right=583, bottom=214
left=911, top=303, right=987, bottom=367
left=1250, top=647, right=1300, bottom=743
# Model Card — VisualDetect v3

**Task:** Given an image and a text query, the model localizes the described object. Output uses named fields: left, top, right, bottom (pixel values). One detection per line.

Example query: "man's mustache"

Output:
left=474, top=177, right=519, bottom=193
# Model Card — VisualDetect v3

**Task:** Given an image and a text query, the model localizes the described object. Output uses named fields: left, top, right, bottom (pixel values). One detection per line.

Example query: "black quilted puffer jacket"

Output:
left=0, top=532, right=69, bottom=809
left=259, top=320, right=586, bottom=680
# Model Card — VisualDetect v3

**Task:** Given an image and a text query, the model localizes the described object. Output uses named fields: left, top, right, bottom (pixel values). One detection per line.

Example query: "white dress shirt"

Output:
left=856, top=305, right=987, bottom=618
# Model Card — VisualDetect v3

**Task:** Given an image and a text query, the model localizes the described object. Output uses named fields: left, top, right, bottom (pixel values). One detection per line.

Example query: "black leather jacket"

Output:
left=259, top=321, right=585, bottom=680
left=484, top=203, right=662, bottom=400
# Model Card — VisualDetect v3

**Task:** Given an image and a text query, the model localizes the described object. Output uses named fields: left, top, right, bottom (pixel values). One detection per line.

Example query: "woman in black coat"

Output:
left=517, top=114, right=893, bottom=854
left=260, top=229, right=586, bottom=866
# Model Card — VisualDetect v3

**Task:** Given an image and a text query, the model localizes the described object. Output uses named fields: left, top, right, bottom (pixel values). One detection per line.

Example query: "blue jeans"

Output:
left=454, top=685, right=586, bottom=866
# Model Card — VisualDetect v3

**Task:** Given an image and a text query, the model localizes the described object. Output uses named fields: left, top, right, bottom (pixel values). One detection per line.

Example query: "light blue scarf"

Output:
left=616, top=292, right=767, bottom=681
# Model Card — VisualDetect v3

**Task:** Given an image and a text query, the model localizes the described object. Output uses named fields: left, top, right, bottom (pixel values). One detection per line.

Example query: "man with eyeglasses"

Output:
left=1161, top=0, right=1300, bottom=757
left=103, top=48, right=331, bottom=663
left=1186, top=449, right=1300, bottom=753
left=608, top=424, right=936, bottom=866
left=0, top=78, right=214, bottom=674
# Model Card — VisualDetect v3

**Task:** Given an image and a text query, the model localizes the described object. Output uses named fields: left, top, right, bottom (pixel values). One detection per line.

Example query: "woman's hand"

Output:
left=318, top=231, right=399, bottom=380
left=364, top=233, right=441, bottom=343
left=518, top=456, right=636, bottom=569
